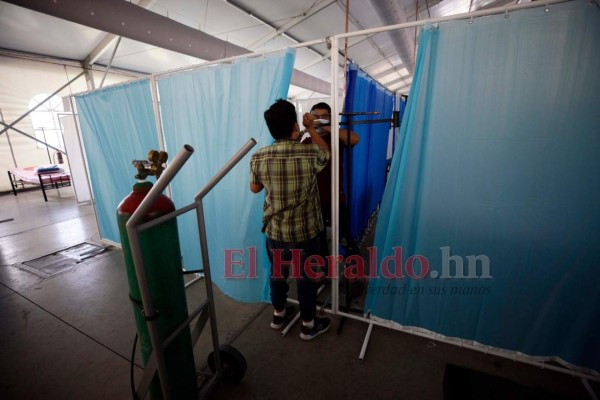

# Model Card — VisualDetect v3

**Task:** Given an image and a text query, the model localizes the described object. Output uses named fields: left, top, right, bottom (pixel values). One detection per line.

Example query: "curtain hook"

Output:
left=468, top=16, right=473, bottom=24
left=545, top=2, right=549, bottom=12
left=504, top=9, right=509, bottom=18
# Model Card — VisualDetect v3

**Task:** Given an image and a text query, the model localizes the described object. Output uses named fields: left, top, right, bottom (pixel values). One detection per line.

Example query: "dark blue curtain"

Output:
left=343, top=64, right=395, bottom=240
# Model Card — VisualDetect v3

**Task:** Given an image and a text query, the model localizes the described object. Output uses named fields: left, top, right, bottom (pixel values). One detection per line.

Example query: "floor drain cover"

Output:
left=20, top=243, right=108, bottom=278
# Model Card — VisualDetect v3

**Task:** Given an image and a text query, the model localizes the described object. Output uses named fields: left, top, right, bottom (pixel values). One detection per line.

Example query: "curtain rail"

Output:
left=153, top=38, right=327, bottom=78
left=332, top=0, right=572, bottom=41
left=73, top=38, right=328, bottom=97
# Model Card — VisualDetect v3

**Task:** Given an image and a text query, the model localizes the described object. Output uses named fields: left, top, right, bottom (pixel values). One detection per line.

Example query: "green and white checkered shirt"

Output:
left=250, top=140, right=329, bottom=243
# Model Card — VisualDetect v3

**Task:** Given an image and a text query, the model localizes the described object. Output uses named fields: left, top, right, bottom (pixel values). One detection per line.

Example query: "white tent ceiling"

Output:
left=0, top=0, right=517, bottom=99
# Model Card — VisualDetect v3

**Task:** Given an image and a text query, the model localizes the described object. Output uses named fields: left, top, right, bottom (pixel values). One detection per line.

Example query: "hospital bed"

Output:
left=7, top=165, right=71, bottom=202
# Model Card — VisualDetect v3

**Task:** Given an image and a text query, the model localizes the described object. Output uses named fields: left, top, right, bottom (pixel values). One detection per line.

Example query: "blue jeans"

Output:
left=266, top=236, right=320, bottom=322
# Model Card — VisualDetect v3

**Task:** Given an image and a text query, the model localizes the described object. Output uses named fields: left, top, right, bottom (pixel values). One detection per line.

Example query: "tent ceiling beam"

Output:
left=366, top=0, right=416, bottom=76
left=223, top=0, right=353, bottom=75
left=223, top=0, right=326, bottom=59
left=4, top=0, right=330, bottom=95
left=83, top=0, right=155, bottom=68
left=246, top=0, right=337, bottom=50
left=337, top=0, right=412, bottom=89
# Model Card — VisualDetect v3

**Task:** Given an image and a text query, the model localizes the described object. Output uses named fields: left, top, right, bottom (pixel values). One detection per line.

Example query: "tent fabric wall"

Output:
left=343, top=64, right=394, bottom=240
left=156, top=49, right=296, bottom=303
left=75, top=79, right=160, bottom=244
left=365, top=1, right=600, bottom=373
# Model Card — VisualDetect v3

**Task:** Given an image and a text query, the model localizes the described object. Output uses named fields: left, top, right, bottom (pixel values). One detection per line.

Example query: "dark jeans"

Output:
left=318, top=202, right=349, bottom=259
left=266, top=236, right=320, bottom=322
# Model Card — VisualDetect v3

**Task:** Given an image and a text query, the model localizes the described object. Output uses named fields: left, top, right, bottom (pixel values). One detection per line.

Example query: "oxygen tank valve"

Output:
left=132, top=150, right=168, bottom=180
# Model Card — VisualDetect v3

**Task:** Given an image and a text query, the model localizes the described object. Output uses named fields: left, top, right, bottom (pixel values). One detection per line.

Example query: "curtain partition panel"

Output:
left=365, top=1, right=600, bottom=373
left=157, top=50, right=296, bottom=303
left=343, top=64, right=394, bottom=240
left=76, top=80, right=160, bottom=244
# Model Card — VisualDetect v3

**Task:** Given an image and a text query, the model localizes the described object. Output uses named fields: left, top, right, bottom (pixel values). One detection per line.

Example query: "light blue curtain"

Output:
left=157, top=50, right=296, bottom=303
left=365, top=1, right=600, bottom=372
left=343, top=64, right=395, bottom=240
left=75, top=80, right=160, bottom=243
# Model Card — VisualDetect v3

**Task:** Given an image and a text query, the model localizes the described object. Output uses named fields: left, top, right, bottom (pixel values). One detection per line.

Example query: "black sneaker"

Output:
left=299, top=317, right=331, bottom=340
left=270, top=305, right=296, bottom=330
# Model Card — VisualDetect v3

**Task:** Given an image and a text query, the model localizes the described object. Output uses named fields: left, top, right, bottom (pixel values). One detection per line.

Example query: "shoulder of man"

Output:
left=251, top=143, right=276, bottom=158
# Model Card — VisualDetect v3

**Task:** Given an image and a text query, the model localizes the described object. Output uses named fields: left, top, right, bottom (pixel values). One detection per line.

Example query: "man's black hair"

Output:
left=310, top=102, right=331, bottom=113
left=264, top=99, right=297, bottom=140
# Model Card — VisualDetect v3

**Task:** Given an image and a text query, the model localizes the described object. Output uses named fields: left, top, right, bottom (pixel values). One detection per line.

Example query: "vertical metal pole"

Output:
left=0, top=108, right=18, bottom=167
left=127, top=229, right=173, bottom=400
left=41, top=128, right=52, bottom=163
left=331, top=35, right=341, bottom=315
left=149, top=75, right=171, bottom=199
left=195, top=200, right=223, bottom=373
left=191, top=138, right=257, bottom=373
left=84, top=66, right=96, bottom=91
left=68, top=96, right=96, bottom=207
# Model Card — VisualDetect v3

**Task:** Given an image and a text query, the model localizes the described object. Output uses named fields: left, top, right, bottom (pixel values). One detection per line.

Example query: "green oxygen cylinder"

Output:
left=117, top=180, right=197, bottom=399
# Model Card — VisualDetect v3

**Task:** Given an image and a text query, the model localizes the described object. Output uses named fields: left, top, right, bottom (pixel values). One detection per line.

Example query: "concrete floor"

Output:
left=0, top=189, right=597, bottom=399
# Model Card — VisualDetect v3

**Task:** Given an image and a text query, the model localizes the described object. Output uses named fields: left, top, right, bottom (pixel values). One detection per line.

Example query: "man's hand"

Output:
left=303, top=112, right=328, bottom=151
left=250, top=182, right=263, bottom=193
left=302, top=112, right=316, bottom=129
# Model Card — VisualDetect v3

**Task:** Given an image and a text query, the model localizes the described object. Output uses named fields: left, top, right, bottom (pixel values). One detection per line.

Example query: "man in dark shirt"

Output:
left=301, top=102, right=359, bottom=257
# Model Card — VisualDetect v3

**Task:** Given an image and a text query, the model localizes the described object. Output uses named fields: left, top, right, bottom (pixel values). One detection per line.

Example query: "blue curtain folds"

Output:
left=343, top=64, right=395, bottom=240
left=157, top=50, right=296, bottom=303
left=75, top=80, right=160, bottom=243
left=365, top=1, right=600, bottom=372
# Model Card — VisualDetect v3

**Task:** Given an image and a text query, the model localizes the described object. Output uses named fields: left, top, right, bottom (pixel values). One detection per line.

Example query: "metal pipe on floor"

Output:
left=359, top=321, right=374, bottom=362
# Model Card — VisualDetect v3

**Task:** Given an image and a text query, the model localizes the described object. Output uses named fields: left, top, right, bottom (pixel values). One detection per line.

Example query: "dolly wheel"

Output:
left=208, top=344, right=247, bottom=383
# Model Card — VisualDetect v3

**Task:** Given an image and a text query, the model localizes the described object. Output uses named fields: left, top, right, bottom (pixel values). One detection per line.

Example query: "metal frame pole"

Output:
left=193, top=138, right=257, bottom=374
left=0, top=122, right=66, bottom=155
left=330, top=35, right=341, bottom=316
left=99, top=36, right=121, bottom=88
left=0, top=108, right=18, bottom=167
left=359, top=321, right=374, bottom=362
left=149, top=75, right=172, bottom=199
left=0, top=71, right=85, bottom=136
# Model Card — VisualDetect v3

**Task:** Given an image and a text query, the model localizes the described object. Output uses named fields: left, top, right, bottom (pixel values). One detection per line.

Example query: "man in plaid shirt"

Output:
left=250, top=99, right=331, bottom=340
